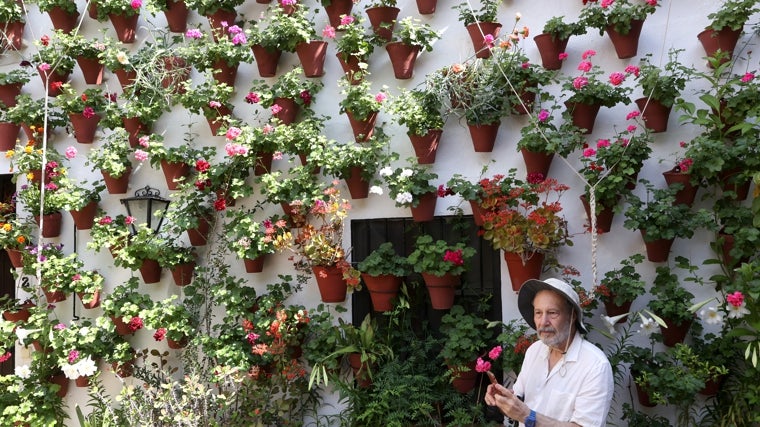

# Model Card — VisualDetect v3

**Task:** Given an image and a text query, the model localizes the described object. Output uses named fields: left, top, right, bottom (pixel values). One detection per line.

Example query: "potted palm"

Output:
left=455, top=0, right=501, bottom=58
left=579, top=0, right=659, bottom=58
left=379, top=159, right=439, bottom=221
left=357, top=242, right=410, bottom=312
left=385, top=17, right=440, bottom=79
left=407, top=234, right=475, bottom=309
left=622, top=180, right=714, bottom=262
left=533, top=16, right=587, bottom=70
left=634, top=50, right=691, bottom=132
left=388, top=87, right=446, bottom=164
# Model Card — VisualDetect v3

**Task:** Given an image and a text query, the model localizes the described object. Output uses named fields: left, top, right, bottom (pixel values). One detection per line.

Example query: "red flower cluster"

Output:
left=443, top=249, right=465, bottom=266
left=127, top=316, right=144, bottom=332
left=153, top=327, right=167, bottom=341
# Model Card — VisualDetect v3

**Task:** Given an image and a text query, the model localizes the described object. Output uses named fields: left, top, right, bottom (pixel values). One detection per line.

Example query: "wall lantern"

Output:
left=119, top=186, right=170, bottom=235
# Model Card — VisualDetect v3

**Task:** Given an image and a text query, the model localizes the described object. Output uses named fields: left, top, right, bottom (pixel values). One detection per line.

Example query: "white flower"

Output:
left=116, top=51, right=130, bottom=65
left=369, top=185, right=383, bottom=195
left=395, top=192, right=413, bottom=205
left=699, top=306, right=724, bottom=326
left=15, top=365, right=31, bottom=379
left=636, top=315, right=657, bottom=337
left=378, top=167, right=393, bottom=177
left=515, top=12, right=522, bottom=21
left=727, top=301, right=751, bottom=319
left=61, top=363, right=79, bottom=380
left=76, top=357, right=98, bottom=377
left=15, top=327, right=39, bottom=344
left=400, top=168, right=413, bottom=178
left=79, top=326, right=91, bottom=337
left=601, top=313, right=627, bottom=335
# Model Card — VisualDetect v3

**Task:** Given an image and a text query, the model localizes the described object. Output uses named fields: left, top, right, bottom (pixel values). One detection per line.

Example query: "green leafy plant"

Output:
left=94, top=0, right=143, bottom=19
left=328, top=13, right=378, bottom=63
left=338, top=77, right=388, bottom=121
left=177, top=79, right=234, bottom=119
left=0, top=0, right=24, bottom=22
left=388, top=87, right=446, bottom=136
left=248, top=66, right=324, bottom=110
left=561, top=50, right=634, bottom=107
left=455, top=0, right=499, bottom=25
left=246, top=4, right=316, bottom=53
left=321, top=134, right=393, bottom=183
left=185, top=0, right=244, bottom=16
left=636, top=49, right=691, bottom=108
left=101, top=278, right=155, bottom=326
left=86, top=128, right=134, bottom=177
left=593, top=254, right=646, bottom=307
left=440, top=304, right=497, bottom=367
left=579, top=0, right=659, bottom=36
left=223, top=209, right=290, bottom=260
left=357, top=242, right=410, bottom=277
left=407, top=234, right=475, bottom=277
left=179, top=25, right=254, bottom=70
left=705, top=0, right=759, bottom=31
left=541, top=15, right=587, bottom=39
left=647, top=258, right=697, bottom=324
left=517, top=99, right=585, bottom=156
left=379, top=158, right=438, bottom=208
left=390, top=16, right=439, bottom=51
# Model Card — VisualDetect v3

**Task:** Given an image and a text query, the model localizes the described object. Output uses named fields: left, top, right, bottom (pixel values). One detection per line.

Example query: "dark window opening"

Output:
left=1, top=174, right=16, bottom=375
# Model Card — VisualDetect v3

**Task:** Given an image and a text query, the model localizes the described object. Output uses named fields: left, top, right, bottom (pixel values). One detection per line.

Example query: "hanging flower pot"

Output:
left=504, top=252, right=544, bottom=293
left=469, top=200, right=487, bottom=227
left=466, top=22, right=502, bottom=59
left=186, top=216, right=211, bottom=246
left=409, top=130, right=442, bottom=165
left=421, top=272, right=459, bottom=310
left=660, top=316, right=692, bottom=347
left=78, top=290, right=101, bottom=309
left=1, top=21, right=24, bottom=51
left=75, top=375, right=91, bottom=388
left=272, top=97, right=299, bottom=124
left=5, top=248, right=23, bottom=269
left=251, top=44, right=282, bottom=77
left=160, top=56, right=190, bottom=92
left=48, top=373, right=69, bottom=398
left=69, top=200, right=98, bottom=230
left=108, top=13, right=139, bottom=43
left=296, top=40, right=328, bottom=77
left=139, top=258, right=162, bottom=284
left=410, top=192, right=437, bottom=222
left=69, top=112, right=101, bottom=144
left=168, top=335, right=189, bottom=349
left=163, top=0, right=189, bottom=33
left=449, top=361, right=478, bottom=393
left=312, top=264, right=348, bottom=303
left=346, top=110, right=378, bottom=142
left=565, top=101, right=601, bottom=134
left=47, top=6, right=80, bottom=33
left=113, top=68, right=137, bottom=90
left=2, top=300, right=34, bottom=323
left=603, top=297, right=632, bottom=322
left=640, top=230, right=674, bottom=263
left=533, top=33, right=569, bottom=70
left=112, top=359, right=135, bottom=377
left=35, top=212, right=63, bottom=238
left=520, top=149, right=554, bottom=179
left=253, top=151, right=274, bottom=176
left=207, top=105, right=232, bottom=136
left=512, top=87, right=536, bottom=115
left=605, top=19, right=644, bottom=59
left=243, top=256, right=266, bottom=273
left=299, top=153, right=321, bottom=174
left=211, top=59, right=239, bottom=86
left=580, top=195, right=615, bottom=233
left=635, top=97, right=671, bottom=133
left=697, top=27, right=742, bottom=68
left=122, top=117, right=150, bottom=147
left=385, top=42, right=420, bottom=80
left=0, top=82, right=22, bottom=107
left=366, top=6, right=400, bottom=42
left=110, top=315, right=133, bottom=336
left=362, top=273, right=402, bottom=312
left=0, top=122, right=20, bottom=151
left=160, top=160, right=190, bottom=190
left=324, top=0, right=354, bottom=28
left=719, top=168, right=750, bottom=201
left=76, top=56, right=105, bottom=85
left=101, top=167, right=131, bottom=194
left=170, top=261, right=195, bottom=286
left=37, top=66, right=69, bottom=97
left=700, top=375, right=727, bottom=396
left=634, top=377, right=657, bottom=407
left=345, top=166, right=369, bottom=199
left=348, top=352, right=373, bottom=388
left=207, top=8, right=237, bottom=40
left=336, top=53, right=364, bottom=84
left=415, top=0, right=437, bottom=14
left=467, top=121, right=500, bottom=152
left=42, top=286, right=67, bottom=303
left=662, top=167, right=698, bottom=207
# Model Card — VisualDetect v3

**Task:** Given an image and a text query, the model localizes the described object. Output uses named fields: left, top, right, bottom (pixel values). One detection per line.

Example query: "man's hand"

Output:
left=485, top=384, right=530, bottom=422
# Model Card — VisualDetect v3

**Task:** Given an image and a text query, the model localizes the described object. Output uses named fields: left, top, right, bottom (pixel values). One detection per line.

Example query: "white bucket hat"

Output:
left=518, top=277, right=588, bottom=334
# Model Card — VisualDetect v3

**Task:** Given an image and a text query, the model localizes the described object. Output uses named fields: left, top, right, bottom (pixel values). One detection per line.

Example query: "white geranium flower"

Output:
left=699, top=306, right=724, bottom=326
left=395, top=192, right=413, bottom=205
left=79, top=326, right=91, bottom=337
left=636, top=315, right=657, bottom=337
left=61, top=363, right=79, bottom=380
left=76, top=357, right=98, bottom=377
left=727, top=301, right=750, bottom=319
left=378, top=167, right=392, bottom=177
left=369, top=185, right=383, bottom=195
left=15, top=364, right=31, bottom=379
left=116, top=51, right=130, bottom=65
left=400, top=168, right=413, bottom=178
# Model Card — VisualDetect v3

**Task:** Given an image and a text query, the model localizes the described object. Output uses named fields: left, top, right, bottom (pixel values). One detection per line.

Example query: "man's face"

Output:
left=533, top=290, right=574, bottom=349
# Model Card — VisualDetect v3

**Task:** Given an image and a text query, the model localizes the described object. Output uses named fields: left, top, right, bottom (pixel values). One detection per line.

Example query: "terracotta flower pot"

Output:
left=662, top=167, right=698, bottom=207
left=580, top=195, right=616, bottom=233
left=296, top=40, right=328, bottom=77
left=467, top=121, right=500, bottom=152
left=272, top=97, right=299, bottom=124
left=346, top=110, right=378, bottom=142
left=102, top=167, right=131, bottom=194
left=660, top=316, right=693, bottom=347
left=78, top=290, right=101, bottom=309
left=0, top=122, right=20, bottom=151
left=344, top=166, right=370, bottom=199
left=139, top=258, right=162, bottom=284
left=163, top=0, right=189, bottom=33
left=186, top=216, right=211, bottom=246
left=243, top=256, right=266, bottom=273
left=69, top=112, right=101, bottom=143
left=421, top=272, right=459, bottom=310
left=324, top=0, right=354, bottom=28
left=410, top=192, right=437, bottom=222
left=635, top=97, right=671, bottom=133
left=415, top=0, right=437, bottom=14
left=5, top=248, right=23, bottom=269
left=605, top=19, right=644, bottom=59
left=449, top=361, right=478, bottom=393
left=251, top=44, right=282, bottom=77
left=408, top=130, right=442, bottom=164
left=1, top=21, right=24, bottom=51
left=207, top=8, right=237, bottom=40
left=504, top=252, right=544, bottom=292
left=520, top=149, right=554, bottom=180
left=47, top=6, right=80, bottom=33
left=0, top=82, right=22, bottom=107
left=347, top=352, right=373, bottom=388
left=69, top=200, right=98, bottom=230
left=362, top=273, right=402, bottom=312
left=170, top=262, right=195, bottom=286
left=698, top=27, right=742, bottom=68
left=385, top=42, right=420, bottom=79
left=533, top=33, right=569, bottom=70
left=108, top=12, right=139, bottom=43
left=34, top=212, right=63, bottom=238
left=76, top=55, right=105, bottom=85
left=366, top=6, right=399, bottom=41
left=211, top=59, right=239, bottom=86
left=565, top=101, right=601, bottom=134
left=37, top=66, right=69, bottom=97
left=160, top=160, right=190, bottom=190
left=336, top=53, right=365, bottom=84
left=640, top=230, right=674, bottom=263
left=466, top=22, right=502, bottom=59
left=312, top=264, right=348, bottom=303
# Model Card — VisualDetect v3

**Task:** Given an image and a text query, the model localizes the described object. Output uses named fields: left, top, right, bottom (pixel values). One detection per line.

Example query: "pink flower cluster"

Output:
left=475, top=345, right=503, bottom=373
left=127, top=316, right=144, bottom=332
left=225, top=142, right=248, bottom=157
left=130, top=0, right=142, bottom=9
left=727, top=291, right=744, bottom=307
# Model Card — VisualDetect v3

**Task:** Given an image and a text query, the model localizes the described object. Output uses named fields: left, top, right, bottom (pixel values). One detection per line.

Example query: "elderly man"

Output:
left=485, top=278, right=614, bottom=427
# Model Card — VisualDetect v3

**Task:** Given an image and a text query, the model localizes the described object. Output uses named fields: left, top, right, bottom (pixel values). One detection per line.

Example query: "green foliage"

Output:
left=541, top=15, right=587, bottom=39
left=391, top=17, right=439, bottom=52
left=440, top=304, right=497, bottom=367
left=357, top=242, right=410, bottom=277
left=408, top=234, right=475, bottom=276
left=185, top=0, right=244, bottom=16
left=579, top=0, right=659, bottom=36
left=595, top=254, right=647, bottom=306
left=86, top=128, right=133, bottom=177
left=647, top=258, right=697, bottom=324
left=379, top=158, right=438, bottom=207
left=388, top=87, right=446, bottom=136
left=707, top=0, right=759, bottom=31
left=455, top=0, right=499, bottom=25
left=637, top=49, right=691, bottom=108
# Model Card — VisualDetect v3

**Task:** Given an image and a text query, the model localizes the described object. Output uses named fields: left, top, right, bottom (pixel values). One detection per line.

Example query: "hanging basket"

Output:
left=409, top=130, right=442, bottom=164
left=421, top=272, right=459, bottom=310
left=467, top=121, right=500, bottom=152
left=605, top=19, right=644, bottom=59
left=410, top=192, right=437, bottom=222
left=312, top=264, right=348, bottom=303
left=69, top=112, right=101, bottom=143
left=362, top=273, right=402, bottom=312
left=504, top=252, right=544, bottom=292
left=533, top=33, right=569, bottom=70
left=466, top=22, right=502, bottom=59
left=108, top=13, right=139, bottom=43
left=385, top=42, right=420, bottom=79
left=296, top=40, right=328, bottom=77
left=69, top=200, right=98, bottom=230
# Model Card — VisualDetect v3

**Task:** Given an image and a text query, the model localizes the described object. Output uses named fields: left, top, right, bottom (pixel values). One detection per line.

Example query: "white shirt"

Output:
left=511, top=332, right=614, bottom=427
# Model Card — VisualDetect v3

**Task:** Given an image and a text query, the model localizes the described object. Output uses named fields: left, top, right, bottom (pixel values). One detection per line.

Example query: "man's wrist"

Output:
left=524, top=409, right=536, bottom=427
